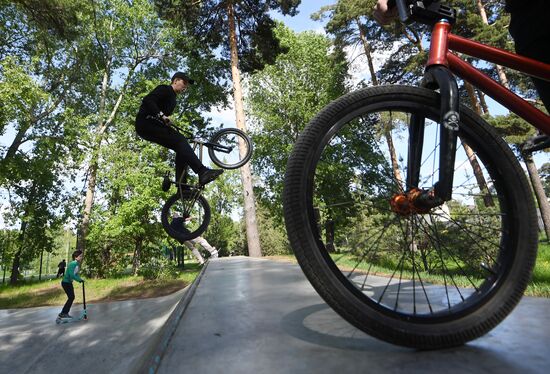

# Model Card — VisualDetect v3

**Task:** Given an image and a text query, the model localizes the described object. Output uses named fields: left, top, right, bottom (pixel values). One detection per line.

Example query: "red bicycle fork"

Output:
left=393, top=21, right=550, bottom=216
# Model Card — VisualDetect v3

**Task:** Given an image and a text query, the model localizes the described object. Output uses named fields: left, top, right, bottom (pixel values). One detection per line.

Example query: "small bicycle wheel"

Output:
left=208, top=128, right=253, bottom=169
left=283, top=85, right=538, bottom=349
left=161, top=189, right=211, bottom=241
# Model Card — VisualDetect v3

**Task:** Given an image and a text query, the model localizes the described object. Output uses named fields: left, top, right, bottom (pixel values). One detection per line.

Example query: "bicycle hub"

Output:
left=390, top=188, right=443, bottom=216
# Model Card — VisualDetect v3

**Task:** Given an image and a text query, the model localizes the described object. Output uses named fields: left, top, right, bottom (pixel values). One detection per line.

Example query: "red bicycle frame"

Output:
left=427, top=21, right=550, bottom=135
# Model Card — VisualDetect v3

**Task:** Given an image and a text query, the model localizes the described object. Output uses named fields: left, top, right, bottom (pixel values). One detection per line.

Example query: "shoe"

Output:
left=198, top=168, right=223, bottom=185
left=211, top=248, right=218, bottom=259
left=58, top=313, right=72, bottom=319
left=162, top=175, right=171, bottom=192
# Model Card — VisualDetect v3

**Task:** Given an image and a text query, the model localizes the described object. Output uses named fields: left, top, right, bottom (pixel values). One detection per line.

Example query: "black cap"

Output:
left=171, top=72, right=195, bottom=84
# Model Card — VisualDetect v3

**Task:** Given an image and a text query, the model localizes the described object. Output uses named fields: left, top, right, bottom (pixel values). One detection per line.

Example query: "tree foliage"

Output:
left=155, top=0, right=301, bottom=73
left=247, top=23, right=348, bottom=218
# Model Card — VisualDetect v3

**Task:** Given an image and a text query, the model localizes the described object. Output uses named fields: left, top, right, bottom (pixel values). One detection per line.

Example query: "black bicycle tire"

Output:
left=161, top=191, right=211, bottom=242
left=283, top=85, right=538, bottom=349
left=208, top=128, right=253, bottom=169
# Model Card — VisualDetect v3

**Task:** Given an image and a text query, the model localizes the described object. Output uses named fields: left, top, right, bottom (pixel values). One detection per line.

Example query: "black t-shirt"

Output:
left=137, top=84, right=177, bottom=120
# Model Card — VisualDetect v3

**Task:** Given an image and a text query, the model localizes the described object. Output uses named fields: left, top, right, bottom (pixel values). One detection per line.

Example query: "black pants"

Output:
left=135, top=117, right=205, bottom=181
left=509, top=3, right=550, bottom=112
left=61, top=281, right=75, bottom=315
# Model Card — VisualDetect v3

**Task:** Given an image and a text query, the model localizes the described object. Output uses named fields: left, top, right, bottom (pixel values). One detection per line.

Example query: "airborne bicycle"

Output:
left=283, top=0, right=549, bottom=349
left=159, top=121, right=252, bottom=242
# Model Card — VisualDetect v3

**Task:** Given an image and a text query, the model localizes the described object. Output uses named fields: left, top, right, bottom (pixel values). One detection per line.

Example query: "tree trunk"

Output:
left=476, top=0, right=509, bottom=88
left=463, top=81, right=494, bottom=206
left=2, top=93, right=64, bottom=165
left=102, top=243, right=111, bottom=275
left=356, top=19, right=403, bottom=187
left=477, top=90, right=489, bottom=114
left=77, top=63, right=135, bottom=253
left=522, top=152, right=550, bottom=239
left=464, top=82, right=482, bottom=114
left=9, top=251, right=21, bottom=285
left=132, top=239, right=142, bottom=275
left=9, top=221, right=27, bottom=285
left=78, top=66, right=110, bottom=252
left=3, top=123, right=31, bottom=162
left=227, top=2, right=262, bottom=257
left=39, top=249, right=44, bottom=280
left=356, top=19, right=378, bottom=87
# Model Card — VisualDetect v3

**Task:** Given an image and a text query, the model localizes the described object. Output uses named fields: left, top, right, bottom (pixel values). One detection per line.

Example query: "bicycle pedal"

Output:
left=161, top=176, right=172, bottom=192
left=522, top=135, right=550, bottom=153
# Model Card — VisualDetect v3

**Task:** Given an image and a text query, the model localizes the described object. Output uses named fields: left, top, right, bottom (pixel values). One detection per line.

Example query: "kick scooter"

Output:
left=56, top=282, right=88, bottom=324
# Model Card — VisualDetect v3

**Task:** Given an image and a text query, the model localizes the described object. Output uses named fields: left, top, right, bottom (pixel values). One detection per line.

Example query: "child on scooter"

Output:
left=58, top=250, right=85, bottom=319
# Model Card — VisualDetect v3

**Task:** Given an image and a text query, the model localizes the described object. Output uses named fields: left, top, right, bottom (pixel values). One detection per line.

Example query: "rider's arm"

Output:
left=71, top=261, right=84, bottom=283
left=141, top=85, right=171, bottom=118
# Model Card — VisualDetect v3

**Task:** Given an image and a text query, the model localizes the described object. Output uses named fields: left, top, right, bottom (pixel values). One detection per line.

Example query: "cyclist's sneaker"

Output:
left=211, top=248, right=219, bottom=259
left=199, top=168, right=224, bottom=185
left=522, top=134, right=550, bottom=153
left=162, top=175, right=171, bottom=192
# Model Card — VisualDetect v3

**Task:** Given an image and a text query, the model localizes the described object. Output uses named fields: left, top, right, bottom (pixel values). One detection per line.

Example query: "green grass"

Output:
left=0, top=264, right=201, bottom=309
left=328, top=252, right=483, bottom=289
left=268, top=240, right=550, bottom=298
left=528, top=240, right=550, bottom=297
left=2, top=242, right=549, bottom=310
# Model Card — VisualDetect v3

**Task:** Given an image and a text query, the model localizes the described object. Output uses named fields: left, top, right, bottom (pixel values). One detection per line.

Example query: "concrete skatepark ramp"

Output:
left=2, top=257, right=549, bottom=373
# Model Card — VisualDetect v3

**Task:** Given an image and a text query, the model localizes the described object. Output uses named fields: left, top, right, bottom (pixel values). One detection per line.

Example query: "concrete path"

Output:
left=0, top=286, right=187, bottom=374
left=154, top=257, right=550, bottom=374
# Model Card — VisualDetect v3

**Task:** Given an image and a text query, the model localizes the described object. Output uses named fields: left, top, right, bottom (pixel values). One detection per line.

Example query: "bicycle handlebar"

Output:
left=387, top=0, right=412, bottom=23
left=146, top=114, right=192, bottom=137
left=387, top=0, right=455, bottom=25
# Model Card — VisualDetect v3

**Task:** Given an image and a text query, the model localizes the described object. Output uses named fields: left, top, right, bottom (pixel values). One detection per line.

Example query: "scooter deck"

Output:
left=55, top=312, right=87, bottom=324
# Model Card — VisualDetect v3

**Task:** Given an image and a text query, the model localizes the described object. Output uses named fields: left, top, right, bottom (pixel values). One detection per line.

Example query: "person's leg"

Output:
left=509, top=4, right=550, bottom=112
left=193, top=236, right=218, bottom=258
left=61, top=282, right=75, bottom=315
left=135, top=119, right=206, bottom=179
left=184, top=241, right=204, bottom=264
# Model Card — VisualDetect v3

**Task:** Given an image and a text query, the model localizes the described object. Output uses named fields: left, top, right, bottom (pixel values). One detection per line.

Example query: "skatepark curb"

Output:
left=135, top=261, right=209, bottom=373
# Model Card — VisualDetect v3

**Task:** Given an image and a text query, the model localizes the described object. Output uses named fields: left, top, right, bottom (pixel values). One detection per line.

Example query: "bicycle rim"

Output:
left=208, top=128, right=252, bottom=169
left=161, top=190, right=211, bottom=241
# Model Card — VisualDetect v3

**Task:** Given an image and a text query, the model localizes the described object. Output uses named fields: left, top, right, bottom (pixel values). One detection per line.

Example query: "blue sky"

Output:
left=271, top=1, right=335, bottom=32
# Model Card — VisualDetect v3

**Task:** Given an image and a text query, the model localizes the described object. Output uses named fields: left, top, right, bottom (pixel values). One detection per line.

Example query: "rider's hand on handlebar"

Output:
left=373, top=0, right=398, bottom=25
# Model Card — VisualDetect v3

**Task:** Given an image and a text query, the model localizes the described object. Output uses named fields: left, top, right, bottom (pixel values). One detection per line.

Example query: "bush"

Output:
left=257, top=207, right=291, bottom=256
left=137, top=257, right=179, bottom=280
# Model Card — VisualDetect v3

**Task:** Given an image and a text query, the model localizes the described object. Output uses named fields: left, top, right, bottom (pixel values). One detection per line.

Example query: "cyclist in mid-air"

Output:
left=373, top=0, right=550, bottom=112
left=135, top=72, right=223, bottom=186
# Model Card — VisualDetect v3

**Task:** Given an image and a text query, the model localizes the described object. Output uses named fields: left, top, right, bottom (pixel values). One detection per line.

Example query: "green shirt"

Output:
left=62, top=260, right=83, bottom=283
